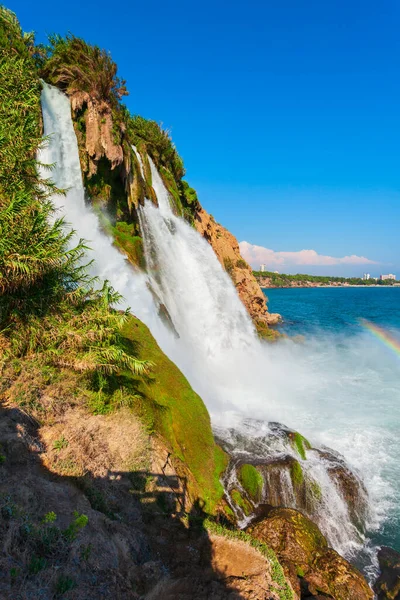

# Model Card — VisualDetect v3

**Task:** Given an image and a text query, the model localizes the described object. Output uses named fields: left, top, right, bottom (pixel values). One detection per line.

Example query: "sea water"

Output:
left=265, top=286, right=400, bottom=552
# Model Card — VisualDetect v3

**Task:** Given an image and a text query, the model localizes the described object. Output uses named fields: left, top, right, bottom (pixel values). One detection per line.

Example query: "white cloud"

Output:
left=239, top=241, right=378, bottom=269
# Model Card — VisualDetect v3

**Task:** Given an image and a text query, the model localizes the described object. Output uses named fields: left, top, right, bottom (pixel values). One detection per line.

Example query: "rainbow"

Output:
left=360, top=318, right=400, bottom=358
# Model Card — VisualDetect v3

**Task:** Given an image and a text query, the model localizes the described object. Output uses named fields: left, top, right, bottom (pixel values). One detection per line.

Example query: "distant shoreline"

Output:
left=261, top=284, right=400, bottom=289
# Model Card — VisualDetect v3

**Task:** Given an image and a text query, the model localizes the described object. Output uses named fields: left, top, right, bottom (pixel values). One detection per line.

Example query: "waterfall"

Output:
left=40, top=83, right=382, bottom=568
left=39, top=83, right=168, bottom=341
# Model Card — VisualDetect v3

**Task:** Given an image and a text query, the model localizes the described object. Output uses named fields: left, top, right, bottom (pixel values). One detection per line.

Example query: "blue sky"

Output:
left=12, top=0, right=400, bottom=275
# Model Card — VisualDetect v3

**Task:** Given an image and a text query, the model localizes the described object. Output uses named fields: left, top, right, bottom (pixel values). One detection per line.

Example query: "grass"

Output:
left=238, top=464, right=264, bottom=502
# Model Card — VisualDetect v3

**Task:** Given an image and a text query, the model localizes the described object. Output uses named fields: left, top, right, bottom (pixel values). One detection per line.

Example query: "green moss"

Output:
left=223, top=505, right=235, bottom=519
left=112, top=221, right=145, bottom=268
left=238, top=464, right=263, bottom=502
left=231, top=489, right=253, bottom=516
left=215, top=445, right=229, bottom=478
left=159, top=166, right=183, bottom=216
left=121, top=316, right=225, bottom=512
left=290, top=461, right=304, bottom=487
left=255, top=319, right=280, bottom=341
left=290, top=432, right=311, bottom=460
left=308, top=479, right=322, bottom=502
left=205, top=519, right=294, bottom=600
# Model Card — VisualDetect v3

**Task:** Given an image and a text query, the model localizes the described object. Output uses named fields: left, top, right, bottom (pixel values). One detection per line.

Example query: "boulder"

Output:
left=248, top=508, right=327, bottom=574
left=374, top=546, right=400, bottom=599
left=315, top=449, right=368, bottom=529
left=248, top=508, right=373, bottom=600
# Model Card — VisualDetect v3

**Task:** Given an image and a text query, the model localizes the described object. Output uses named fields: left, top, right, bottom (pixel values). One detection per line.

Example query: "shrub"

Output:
left=41, top=34, right=127, bottom=106
left=236, top=258, right=248, bottom=269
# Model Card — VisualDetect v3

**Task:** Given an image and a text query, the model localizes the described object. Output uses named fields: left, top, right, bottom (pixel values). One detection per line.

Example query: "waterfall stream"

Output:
left=40, top=82, right=390, bottom=573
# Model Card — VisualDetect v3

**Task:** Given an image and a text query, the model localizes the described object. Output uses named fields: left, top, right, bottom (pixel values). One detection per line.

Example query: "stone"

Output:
left=374, top=546, right=400, bottom=600
left=248, top=508, right=373, bottom=600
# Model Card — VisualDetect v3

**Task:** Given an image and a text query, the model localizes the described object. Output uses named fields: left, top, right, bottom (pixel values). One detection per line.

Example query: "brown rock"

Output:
left=307, top=549, right=373, bottom=600
left=194, top=207, right=280, bottom=334
left=248, top=508, right=373, bottom=600
left=248, top=508, right=328, bottom=574
left=374, top=546, right=400, bottom=599
left=71, top=91, right=123, bottom=176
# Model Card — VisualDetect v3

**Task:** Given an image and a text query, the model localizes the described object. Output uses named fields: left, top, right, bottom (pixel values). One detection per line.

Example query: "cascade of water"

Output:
left=40, top=82, right=388, bottom=567
left=39, top=82, right=168, bottom=341
left=132, top=145, right=145, bottom=179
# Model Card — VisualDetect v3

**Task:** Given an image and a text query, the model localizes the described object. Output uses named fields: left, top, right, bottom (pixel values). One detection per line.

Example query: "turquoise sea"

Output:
left=265, top=286, right=400, bottom=336
left=264, top=286, right=400, bottom=553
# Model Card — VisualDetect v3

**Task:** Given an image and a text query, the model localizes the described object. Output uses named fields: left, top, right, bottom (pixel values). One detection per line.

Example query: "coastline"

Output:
left=261, top=284, right=400, bottom=289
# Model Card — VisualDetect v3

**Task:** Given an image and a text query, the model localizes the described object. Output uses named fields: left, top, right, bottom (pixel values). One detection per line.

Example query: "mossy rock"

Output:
left=289, top=431, right=311, bottom=460
left=231, top=488, right=254, bottom=516
left=290, top=460, right=304, bottom=487
left=308, top=549, right=373, bottom=600
left=112, top=221, right=145, bottom=269
left=121, top=316, right=226, bottom=512
left=374, top=546, right=400, bottom=600
left=248, top=508, right=372, bottom=600
left=248, top=508, right=327, bottom=574
left=238, top=464, right=263, bottom=502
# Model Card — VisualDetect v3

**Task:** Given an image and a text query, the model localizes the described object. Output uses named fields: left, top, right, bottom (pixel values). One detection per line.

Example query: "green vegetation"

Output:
left=41, top=33, right=127, bottom=107
left=290, top=432, right=311, bottom=461
left=63, top=511, right=88, bottom=542
left=112, top=221, right=144, bottom=268
left=223, top=257, right=235, bottom=280
left=308, top=479, right=322, bottom=502
left=238, top=464, right=264, bottom=502
left=290, top=461, right=304, bottom=487
left=205, top=518, right=294, bottom=600
left=0, top=6, right=225, bottom=511
left=254, top=270, right=396, bottom=287
left=122, top=317, right=227, bottom=511
left=236, top=258, right=248, bottom=269
left=231, top=488, right=254, bottom=516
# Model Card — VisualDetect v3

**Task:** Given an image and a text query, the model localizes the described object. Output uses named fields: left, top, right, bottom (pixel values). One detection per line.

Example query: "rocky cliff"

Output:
left=0, top=9, right=381, bottom=599
left=41, top=34, right=280, bottom=338
left=194, top=207, right=281, bottom=335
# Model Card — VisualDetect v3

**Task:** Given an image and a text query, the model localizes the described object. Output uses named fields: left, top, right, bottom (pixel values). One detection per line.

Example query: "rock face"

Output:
left=248, top=508, right=373, bottom=600
left=71, top=91, right=124, bottom=177
left=194, top=207, right=281, bottom=335
left=314, top=449, right=369, bottom=530
left=374, top=546, right=400, bottom=599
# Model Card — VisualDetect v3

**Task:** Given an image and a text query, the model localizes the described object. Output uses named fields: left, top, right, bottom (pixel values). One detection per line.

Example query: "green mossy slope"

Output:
left=122, top=317, right=227, bottom=511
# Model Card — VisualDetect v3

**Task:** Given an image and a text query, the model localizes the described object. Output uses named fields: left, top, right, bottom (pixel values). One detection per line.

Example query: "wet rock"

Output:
left=306, top=549, right=373, bottom=600
left=247, top=508, right=373, bottom=600
left=315, top=449, right=368, bottom=529
left=374, top=546, right=400, bottom=599
left=248, top=508, right=327, bottom=573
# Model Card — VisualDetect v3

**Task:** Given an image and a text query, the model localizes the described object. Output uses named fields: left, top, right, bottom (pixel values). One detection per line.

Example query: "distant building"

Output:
left=363, top=273, right=370, bottom=280
left=273, top=271, right=279, bottom=274
left=380, top=274, right=396, bottom=281
left=260, top=264, right=266, bottom=272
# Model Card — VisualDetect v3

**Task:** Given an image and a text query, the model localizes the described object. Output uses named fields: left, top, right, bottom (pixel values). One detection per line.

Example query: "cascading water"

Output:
left=40, top=82, right=396, bottom=575
left=39, top=83, right=167, bottom=340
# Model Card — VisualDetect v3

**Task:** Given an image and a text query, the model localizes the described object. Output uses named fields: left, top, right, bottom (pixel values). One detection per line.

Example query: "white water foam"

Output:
left=40, top=83, right=400, bottom=566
